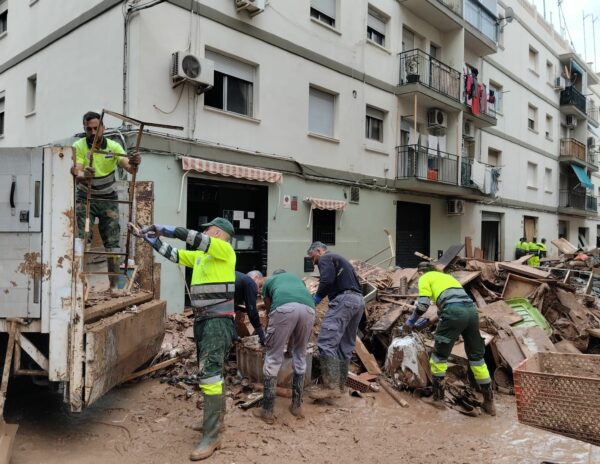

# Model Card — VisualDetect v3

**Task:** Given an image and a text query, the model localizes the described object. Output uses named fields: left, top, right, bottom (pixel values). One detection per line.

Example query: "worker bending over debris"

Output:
left=407, top=261, right=496, bottom=416
left=137, top=217, right=236, bottom=461
left=306, top=242, right=364, bottom=401
left=234, top=270, right=266, bottom=345
left=252, top=269, right=316, bottom=423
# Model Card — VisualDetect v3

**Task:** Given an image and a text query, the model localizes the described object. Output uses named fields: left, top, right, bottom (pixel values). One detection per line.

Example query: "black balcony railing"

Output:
left=399, top=49, right=461, bottom=101
left=436, top=0, right=462, bottom=16
left=560, top=87, right=586, bottom=114
left=464, top=0, right=498, bottom=42
left=559, top=189, right=598, bottom=212
left=397, top=145, right=458, bottom=185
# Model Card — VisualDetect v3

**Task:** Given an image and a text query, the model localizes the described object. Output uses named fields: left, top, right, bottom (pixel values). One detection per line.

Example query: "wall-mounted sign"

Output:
left=282, top=194, right=291, bottom=209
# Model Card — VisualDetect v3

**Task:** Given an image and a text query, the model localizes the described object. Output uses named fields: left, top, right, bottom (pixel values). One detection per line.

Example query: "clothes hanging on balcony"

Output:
left=488, top=89, right=496, bottom=104
left=470, top=160, right=486, bottom=188
left=472, top=85, right=481, bottom=116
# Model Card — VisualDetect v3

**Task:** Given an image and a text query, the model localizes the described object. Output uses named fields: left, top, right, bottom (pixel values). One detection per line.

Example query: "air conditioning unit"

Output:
left=566, top=114, right=577, bottom=129
left=427, top=109, right=447, bottom=129
left=463, top=120, right=475, bottom=139
left=554, top=76, right=566, bottom=90
left=171, top=52, right=214, bottom=89
left=235, top=0, right=266, bottom=16
left=447, top=199, right=464, bottom=215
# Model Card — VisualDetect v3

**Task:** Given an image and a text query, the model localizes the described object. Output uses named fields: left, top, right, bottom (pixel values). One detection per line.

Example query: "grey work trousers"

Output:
left=263, top=302, right=316, bottom=377
left=317, top=291, right=364, bottom=361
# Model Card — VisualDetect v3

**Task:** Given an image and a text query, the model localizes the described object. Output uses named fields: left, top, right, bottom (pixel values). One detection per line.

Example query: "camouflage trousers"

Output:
left=194, top=317, right=234, bottom=395
left=75, top=196, right=121, bottom=249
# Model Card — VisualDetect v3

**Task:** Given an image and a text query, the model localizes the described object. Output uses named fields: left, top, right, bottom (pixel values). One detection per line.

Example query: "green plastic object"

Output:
left=505, top=297, right=552, bottom=337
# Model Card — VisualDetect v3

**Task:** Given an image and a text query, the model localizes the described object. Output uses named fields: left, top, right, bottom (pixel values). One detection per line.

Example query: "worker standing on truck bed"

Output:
left=138, top=218, right=235, bottom=461
left=306, top=242, right=364, bottom=401
left=71, top=111, right=140, bottom=294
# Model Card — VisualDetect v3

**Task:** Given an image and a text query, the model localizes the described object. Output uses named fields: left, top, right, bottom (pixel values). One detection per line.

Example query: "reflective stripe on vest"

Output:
left=190, top=282, right=235, bottom=317
left=77, top=171, right=118, bottom=197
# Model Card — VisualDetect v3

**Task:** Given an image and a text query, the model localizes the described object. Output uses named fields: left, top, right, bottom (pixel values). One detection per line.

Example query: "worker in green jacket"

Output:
left=406, top=261, right=495, bottom=415
left=139, top=218, right=235, bottom=461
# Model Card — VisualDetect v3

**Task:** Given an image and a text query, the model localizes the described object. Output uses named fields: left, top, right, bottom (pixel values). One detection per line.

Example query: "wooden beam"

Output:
left=134, top=181, right=154, bottom=293
left=380, top=379, right=409, bottom=408
left=354, top=337, right=381, bottom=375
left=84, top=291, right=153, bottom=323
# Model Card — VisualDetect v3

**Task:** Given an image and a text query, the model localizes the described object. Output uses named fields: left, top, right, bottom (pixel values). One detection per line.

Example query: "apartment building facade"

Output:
left=0, top=0, right=598, bottom=311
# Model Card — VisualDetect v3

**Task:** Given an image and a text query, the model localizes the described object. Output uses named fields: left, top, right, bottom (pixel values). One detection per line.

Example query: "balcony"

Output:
left=588, top=104, right=599, bottom=128
left=398, top=0, right=463, bottom=31
left=559, top=138, right=597, bottom=172
left=558, top=189, right=598, bottom=215
left=397, top=145, right=458, bottom=185
left=397, top=49, right=463, bottom=112
left=560, top=87, right=587, bottom=119
left=464, top=0, right=498, bottom=56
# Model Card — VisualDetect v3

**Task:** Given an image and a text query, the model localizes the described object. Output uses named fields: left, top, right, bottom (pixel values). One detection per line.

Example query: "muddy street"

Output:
left=7, top=378, right=599, bottom=464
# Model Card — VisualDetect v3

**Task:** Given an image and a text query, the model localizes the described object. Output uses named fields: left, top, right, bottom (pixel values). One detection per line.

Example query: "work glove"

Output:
left=313, top=294, right=323, bottom=305
left=140, top=224, right=176, bottom=238
left=141, top=233, right=158, bottom=247
left=256, top=327, right=266, bottom=346
left=414, top=317, right=430, bottom=330
left=73, top=166, right=95, bottom=183
left=128, top=153, right=141, bottom=166
left=405, top=311, right=420, bottom=331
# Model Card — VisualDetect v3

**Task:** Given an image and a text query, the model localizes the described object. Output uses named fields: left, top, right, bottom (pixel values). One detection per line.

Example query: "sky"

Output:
left=529, top=0, right=600, bottom=70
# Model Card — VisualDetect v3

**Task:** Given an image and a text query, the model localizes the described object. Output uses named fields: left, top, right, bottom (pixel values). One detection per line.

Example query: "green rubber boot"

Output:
left=289, top=373, right=305, bottom=418
left=189, top=394, right=223, bottom=461
left=252, top=375, right=276, bottom=424
left=192, top=395, right=225, bottom=432
left=339, top=359, right=349, bottom=394
left=309, top=357, right=342, bottom=400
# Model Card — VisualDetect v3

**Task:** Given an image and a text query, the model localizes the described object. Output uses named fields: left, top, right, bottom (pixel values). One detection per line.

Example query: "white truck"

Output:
left=0, top=145, right=165, bottom=415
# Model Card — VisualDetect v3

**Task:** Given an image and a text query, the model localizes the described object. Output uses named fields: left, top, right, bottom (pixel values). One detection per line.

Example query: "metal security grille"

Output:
left=312, top=209, right=336, bottom=245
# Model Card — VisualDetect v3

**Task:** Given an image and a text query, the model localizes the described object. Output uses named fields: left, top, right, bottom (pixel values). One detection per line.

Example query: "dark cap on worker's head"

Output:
left=307, top=241, right=328, bottom=254
left=201, top=217, right=235, bottom=237
left=417, top=261, right=435, bottom=274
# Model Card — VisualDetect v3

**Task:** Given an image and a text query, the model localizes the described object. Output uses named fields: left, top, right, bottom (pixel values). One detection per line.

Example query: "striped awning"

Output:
left=180, top=156, right=283, bottom=184
left=306, top=197, right=347, bottom=211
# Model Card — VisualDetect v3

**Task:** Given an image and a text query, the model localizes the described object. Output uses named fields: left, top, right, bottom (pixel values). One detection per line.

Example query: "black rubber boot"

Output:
left=422, top=376, right=446, bottom=410
left=192, top=395, right=225, bottom=432
left=481, top=383, right=497, bottom=416
left=289, top=373, right=305, bottom=418
left=339, top=359, right=349, bottom=394
left=252, top=375, right=276, bottom=424
left=309, top=357, right=342, bottom=400
left=107, top=255, right=120, bottom=292
left=189, top=394, right=223, bottom=461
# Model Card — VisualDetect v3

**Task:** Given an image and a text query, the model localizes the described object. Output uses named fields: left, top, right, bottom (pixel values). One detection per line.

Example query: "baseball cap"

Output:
left=201, top=217, right=235, bottom=237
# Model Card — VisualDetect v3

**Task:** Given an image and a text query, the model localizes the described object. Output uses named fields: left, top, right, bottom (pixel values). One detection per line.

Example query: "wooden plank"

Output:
left=492, top=331, right=525, bottom=370
left=465, top=236, right=473, bottom=258
left=551, top=238, right=578, bottom=255
left=354, top=337, right=381, bottom=375
left=451, top=270, right=481, bottom=286
left=554, top=339, right=582, bottom=354
left=84, top=291, right=153, bottom=323
left=437, top=244, right=465, bottom=269
left=589, top=328, right=600, bottom=338
left=481, top=300, right=523, bottom=326
left=380, top=379, right=409, bottom=408
left=501, top=273, right=541, bottom=299
left=370, top=305, right=408, bottom=332
left=498, top=262, right=551, bottom=279
left=474, top=247, right=483, bottom=259
left=122, top=353, right=189, bottom=383
left=512, top=253, right=533, bottom=265
left=470, top=288, right=487, bottom=309
left=134, top=181, right=155, bottom=293
left=390, top=268, right=417, bottom=288
left=512, top=326, right=556, bottom=359
left=424, top=330, right=493, bottom=363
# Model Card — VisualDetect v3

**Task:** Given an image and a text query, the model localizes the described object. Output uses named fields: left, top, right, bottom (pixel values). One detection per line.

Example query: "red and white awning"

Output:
left=305, top=197, right=347, bottom=211
left=181, top=156, right=283, bottom=184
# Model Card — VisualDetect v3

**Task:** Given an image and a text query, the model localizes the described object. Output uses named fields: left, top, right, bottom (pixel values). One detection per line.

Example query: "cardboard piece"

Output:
left=501, top=273, right=542, bottom=299
left=481, top=300, right=524, bottom=327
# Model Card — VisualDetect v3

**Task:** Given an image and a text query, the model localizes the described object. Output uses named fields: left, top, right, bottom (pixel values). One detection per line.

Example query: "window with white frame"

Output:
left=528, top=104, right=537, bottom=131
left=544, top=168, right=553, bottom=193
left=365, top=106, right=384, bottom=142
left=367, top=7, right=386, bottom=47
left=489, top=81, right=503, bottom=114
left=26, top=74, right=37, bottom=115
left=0, top=1, right=6, bottom=35
left=488, top=148, right=501, bottom=167
left=528, top=46, right=538, bottom=73
left=0, top=92, right=5, bottom=137
left=527, top=161, right=538, bottom=188
left=545, top=114, right=553, bottom=139
left=309, top=87, right=335, bottom=137
left=204, top=50, right=255, bottom=117
left=311, top=0, right=335, bottom=28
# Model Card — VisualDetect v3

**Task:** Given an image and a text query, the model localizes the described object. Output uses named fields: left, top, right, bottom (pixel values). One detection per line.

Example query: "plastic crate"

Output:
left=513, top=352, right=600, bottom=446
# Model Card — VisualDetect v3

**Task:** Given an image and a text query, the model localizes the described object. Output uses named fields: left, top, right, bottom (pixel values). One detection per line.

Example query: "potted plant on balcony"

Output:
left=405, top=54, right=420, bottom=83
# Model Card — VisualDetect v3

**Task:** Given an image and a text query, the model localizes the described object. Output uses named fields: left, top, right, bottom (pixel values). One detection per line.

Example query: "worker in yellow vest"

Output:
left=538, top=238, right=548, bottom=259
left=515, top=237, right=528, bottom=259
left=527, top=237, right=541, bottom=266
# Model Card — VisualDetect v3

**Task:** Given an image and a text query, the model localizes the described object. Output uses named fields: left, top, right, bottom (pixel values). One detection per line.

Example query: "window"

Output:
left=544, top=168, right=553, bottom=192
left=546, top=61, right=554, bottom=83
left=488, top=148, right=501, bottom=167
left=430, top=44, right=439, bottom=59
left=528, top=46, right=538, bottom=73
left=367, top=7, right=386, bottom=47
left=204, top=50, right=254, bottom=117
left=527, top=162, right=538, bottom=188
left=545, top=114, right=553, bottom=139
left=311, top=0, right=335, bottom=28
left=489, top=81, right=503, bottom=114
left=309, top=87, right=335, bottom=137
left=312, top=209, right=336, bottom=245
left=26, top=74, right=37, bottom=115
left=0, top=1, right=6, bottom=35
left=402, top=28, right=415, bottom=52
left=527, top=104, right=537, bottom=131
left=365, top=106, right=384, bottom=142
left=0, top=92, right=4, bottom=137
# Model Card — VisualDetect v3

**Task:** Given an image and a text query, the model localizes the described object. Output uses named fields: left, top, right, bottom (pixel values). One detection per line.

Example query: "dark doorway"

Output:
left=481, top=221, right=499, bottom=261
left=186, top=178, right=269, bottom=303
left=396, top=201, right=430, bottom=267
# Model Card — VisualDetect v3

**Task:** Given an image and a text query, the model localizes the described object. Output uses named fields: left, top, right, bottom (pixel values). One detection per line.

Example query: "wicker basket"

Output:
left=513, top=352, right=600, bottom=446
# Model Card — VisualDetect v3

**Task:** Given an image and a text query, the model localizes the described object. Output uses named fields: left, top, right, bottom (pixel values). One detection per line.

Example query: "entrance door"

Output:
left=523, top=216, right=537, bottom=241
left=396, top=201, right=430, bottom=267
left=481, top=211, right=501, bottom=261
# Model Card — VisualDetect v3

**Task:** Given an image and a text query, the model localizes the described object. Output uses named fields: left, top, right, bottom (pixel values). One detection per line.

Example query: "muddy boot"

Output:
left=189, top=394, right=223, bottom=461
left=421, top=376, right=446, bottom=410
left=252, top=375, right=276, bottom=424
left=192, top=395, right=226, bottom=433
left=289, top=373, right=305, bottom=418
left=481, top=383, right=497, bottom=416
left=339, top=359, right=349, bottom=394
left=107, top=254, right=124, bottom=296
left=309, top=357, right=342, bottom=401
